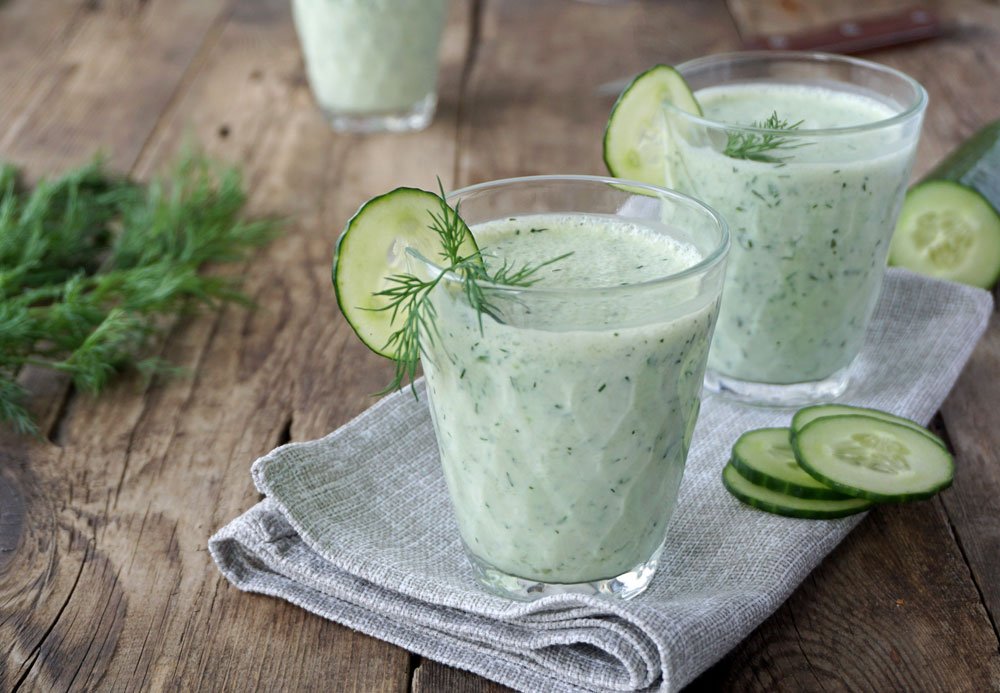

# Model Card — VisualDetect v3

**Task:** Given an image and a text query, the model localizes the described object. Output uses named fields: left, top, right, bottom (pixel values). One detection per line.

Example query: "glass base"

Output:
left=320, top=93, right=437, bottom=133
left=704, top=365, right=850, bottom=407
left=464, top=541, right=664, bottom=602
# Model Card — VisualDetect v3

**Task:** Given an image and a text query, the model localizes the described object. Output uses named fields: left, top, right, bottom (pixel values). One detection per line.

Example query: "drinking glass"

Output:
left=292, top=0, right=448, bottom=133
left=415, top=176, right=729, bottom=600
left=663, top=52, right=927, bottom=405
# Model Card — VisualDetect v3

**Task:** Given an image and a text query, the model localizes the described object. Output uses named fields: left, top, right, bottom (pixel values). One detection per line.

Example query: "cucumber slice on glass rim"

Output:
left=791, top=403, right=946, bottom=450
left=889, top=180, right=1000, bottom=289
left=792, top=415, right=954, bottom=503
left=603, top=64, right=702, bottom=186
left=730, top=428, right=848, bottom=500
left=332, top=188, right=479, bottom=357
left=722, top=464, right=872, bottom=519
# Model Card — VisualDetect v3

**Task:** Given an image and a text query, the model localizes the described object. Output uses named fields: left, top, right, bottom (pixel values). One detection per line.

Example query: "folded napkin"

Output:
left=210, top=269, right=992, bottom=692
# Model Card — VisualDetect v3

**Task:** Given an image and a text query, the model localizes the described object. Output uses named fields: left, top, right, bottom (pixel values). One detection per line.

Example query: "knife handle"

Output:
left=742, top=6, right=943, bottom=54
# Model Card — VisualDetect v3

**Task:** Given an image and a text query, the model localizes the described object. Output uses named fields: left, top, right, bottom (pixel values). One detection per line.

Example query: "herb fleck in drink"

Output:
left=660, top=53, right=927, bottom=404
left=423, top=214, right=718, bottom=587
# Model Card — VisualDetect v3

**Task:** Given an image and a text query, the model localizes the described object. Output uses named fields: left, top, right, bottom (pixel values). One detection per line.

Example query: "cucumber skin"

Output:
left=729, top=451, right=850, bottom=501
left=790, top=404, right=947, bottom=451
left=791, top=415, right=955, bottom=504
left=602, top=64, right=701, bottom=182
left=331, top=187, right=479, bottom=359
left=923, top=118, right=1000, bottom=211
left=332, top=187, right=430, bottom=359
left=721, top=465, right=871, bottom=519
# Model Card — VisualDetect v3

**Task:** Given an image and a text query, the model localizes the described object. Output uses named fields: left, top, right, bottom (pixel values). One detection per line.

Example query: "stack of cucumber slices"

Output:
left=722, top=404, right=954, bottom=519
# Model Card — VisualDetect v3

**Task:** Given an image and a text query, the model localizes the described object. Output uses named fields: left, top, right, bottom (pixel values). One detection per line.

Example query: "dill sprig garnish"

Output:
left=0, top=151, right=277, bottom=435
left=723, top=111, right=808, bottom=164
left=375, top=182, right=570, bottom=394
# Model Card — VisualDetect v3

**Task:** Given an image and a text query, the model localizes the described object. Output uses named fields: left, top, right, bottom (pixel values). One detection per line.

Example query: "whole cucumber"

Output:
left=889, top=118, right=1000, bottom=288
left=924, top=118, right=1000, bottom=208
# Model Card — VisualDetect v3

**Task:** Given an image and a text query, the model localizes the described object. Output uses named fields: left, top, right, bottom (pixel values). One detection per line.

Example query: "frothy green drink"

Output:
left=665, top=54, right=926, bottom=404
left=292, top=0, right=447, bottom=131
left=419, top=206, right=724, bottom=597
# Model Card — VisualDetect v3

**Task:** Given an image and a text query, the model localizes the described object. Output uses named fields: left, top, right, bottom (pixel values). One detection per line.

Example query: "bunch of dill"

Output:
left=0, top=152, right=276, bottom=435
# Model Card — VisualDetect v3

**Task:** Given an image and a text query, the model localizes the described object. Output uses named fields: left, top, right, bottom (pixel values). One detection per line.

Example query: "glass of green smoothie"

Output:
left=662, top=52, right=927, bottom=405
left=291, top=0, right=448, bottom=132
left=412, top=176, right=729, bottom=600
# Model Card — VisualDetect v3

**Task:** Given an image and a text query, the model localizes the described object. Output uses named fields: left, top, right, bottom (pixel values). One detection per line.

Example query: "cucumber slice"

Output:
left=791, top=404, right=946, bottom=450
left=332, top=188, right=479, bottom=357
left=731, top=428, right=848, bottom=500
left=792, top=415, right=954, bottom=503
left=889, top=180, right=1000, bottom=288
left=603, top=64, right=701, bottom=186
left=722, top=464, right=872, bottom=519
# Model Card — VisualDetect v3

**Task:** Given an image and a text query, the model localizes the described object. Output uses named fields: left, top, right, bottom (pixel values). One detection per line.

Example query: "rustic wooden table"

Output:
left=2, top=0, right=999, bottom=690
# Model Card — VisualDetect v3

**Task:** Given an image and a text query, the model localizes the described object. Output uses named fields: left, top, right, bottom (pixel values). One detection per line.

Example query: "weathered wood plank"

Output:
left=1, top=0, right=475, bottom=690
left=922, top=0, right=1000, bottom=647
left=413, top=659, right=512, bottom=693
left=691, top=500, right=1000, bottom=690
left=0, top=0, right=93, bottom=140
left=940, top=317, right=1000, bottom=636
left=458, top=0, right=738, bottom=182
left=0, top=442, right=90, bottom=689
left=0, top=1, right=237, bottom=689
left=859, top=0, right=1000, bottom=649
left=0, top=0, right=233, bottom=179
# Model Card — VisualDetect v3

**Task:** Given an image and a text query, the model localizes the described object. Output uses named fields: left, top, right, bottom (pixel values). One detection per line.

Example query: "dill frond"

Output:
left=0, top=150, right=278, bottom=434
left=374, top=180, right=570, bottom=395
left=723, top=111, right=809, bottom=164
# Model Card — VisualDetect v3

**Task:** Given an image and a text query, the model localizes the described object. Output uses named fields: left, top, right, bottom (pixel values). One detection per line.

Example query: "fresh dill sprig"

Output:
left=374, top=181, right=570, bottom=394
left=0, top=150, right=277, bottom=435
left=723, top=111, right=808, bottom=164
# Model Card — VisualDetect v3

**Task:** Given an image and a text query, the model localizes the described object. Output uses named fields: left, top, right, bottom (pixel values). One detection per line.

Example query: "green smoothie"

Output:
left=667, top=83, right=918, bottom=385
left=420, top=214, right=718, bottom=584
left=292, top=0, right=447, bottom=124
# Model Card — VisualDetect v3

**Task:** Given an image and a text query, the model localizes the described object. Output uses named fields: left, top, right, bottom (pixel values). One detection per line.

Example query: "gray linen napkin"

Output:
left=210, top=269, right=993, bottom=692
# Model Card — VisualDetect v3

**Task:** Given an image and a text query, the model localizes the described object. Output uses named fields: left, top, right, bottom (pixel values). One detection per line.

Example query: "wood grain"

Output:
left=413, top=658, right=512, bottom=693
left=1, top=0, right=234, bottom=179
left=458, top=0, right=738, bottom=182
left=0, top=0, right=93, bottom=142
left=940, top=316, right=1000, bottom=636
left=1, top=0, right=473, bottom=688
left=690, top=500, right=1000, bottom=690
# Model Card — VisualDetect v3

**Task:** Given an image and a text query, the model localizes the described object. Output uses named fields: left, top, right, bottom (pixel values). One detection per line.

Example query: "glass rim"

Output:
left=407, top=174, right=730, bottom=296
left=665, top=50, right=928, bottom=137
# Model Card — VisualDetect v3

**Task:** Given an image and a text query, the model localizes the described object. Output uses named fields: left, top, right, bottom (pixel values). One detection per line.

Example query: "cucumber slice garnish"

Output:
left=889, top=180, right=1000, bottom=289
left=332, top=188, right=479, bottom=357
left=792, top=415, right=954, bottom=503
left=722, top=464, right=872, bottom=519
left=791, top=404, right=946, bottom=450
left=731, top=428, right=849, bottom=500
left=603, top=64, right=702, bottom=186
